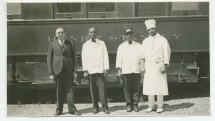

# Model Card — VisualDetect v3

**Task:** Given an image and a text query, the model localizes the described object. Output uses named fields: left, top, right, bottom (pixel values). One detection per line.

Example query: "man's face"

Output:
left=55, top=28, right=65, bottom=40
left=88, top=28, right=97, bottom=39
left=124, top=32, right=134, bottom=42
left=147, top=27, right=157, bottom=36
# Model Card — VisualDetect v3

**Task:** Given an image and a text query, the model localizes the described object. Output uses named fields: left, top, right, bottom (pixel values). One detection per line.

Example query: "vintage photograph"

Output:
left=6, top=1, right=210, bottom=117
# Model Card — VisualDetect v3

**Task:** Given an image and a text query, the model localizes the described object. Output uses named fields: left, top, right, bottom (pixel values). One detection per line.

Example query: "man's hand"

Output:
left=73, top=72, right=79, bottom=85
left=116, top=68, right=123, bottom=84
left=161, top=64, right=167, bottom=73
left=104, top=70, right=108, bottom=77
left=117, top=69, right=122, bottom=77
left=140, top=71, right=144, bottom=78
left=73, top=72, right=78, bottom=80
left=49, top=74, right=55, bottom=82
left=83, top=71, right=89, bottom=79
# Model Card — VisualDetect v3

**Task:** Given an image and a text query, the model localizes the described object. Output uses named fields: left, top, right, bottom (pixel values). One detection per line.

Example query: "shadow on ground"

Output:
left=7, top=83, right=209, bottom=104
left=77, top=102, right=194, bottom=114
left=77, top=105, right=126, bottom=114
left=138, top=102, right=194, bottom=112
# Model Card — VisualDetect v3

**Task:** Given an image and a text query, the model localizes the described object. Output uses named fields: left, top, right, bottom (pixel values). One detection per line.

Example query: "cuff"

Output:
left=104, top=68, right=109, bottom=71
left=49, top=74, right=54, bottom=79
left=164, top=60, right=169, bottom=66
left=116, top=66, right=121, bottom=69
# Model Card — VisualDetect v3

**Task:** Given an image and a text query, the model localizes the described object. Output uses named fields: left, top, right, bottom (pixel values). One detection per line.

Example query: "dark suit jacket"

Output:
left=47, top=39, right=77, bottom=76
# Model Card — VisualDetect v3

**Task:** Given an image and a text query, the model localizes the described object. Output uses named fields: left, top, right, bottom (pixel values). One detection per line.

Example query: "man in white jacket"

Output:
left=116, top=28, right=144, bottom=112
left=141, top=19, right=171, bottom=113
left=81, top=27, right=110, bottom=114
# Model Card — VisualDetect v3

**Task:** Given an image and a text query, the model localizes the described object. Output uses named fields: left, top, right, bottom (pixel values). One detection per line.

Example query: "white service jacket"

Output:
left=141, top=33, right=171, bottom=65
left=81, top=39, right=109, bottom=74
left=116, top=41, right=142, bottom=74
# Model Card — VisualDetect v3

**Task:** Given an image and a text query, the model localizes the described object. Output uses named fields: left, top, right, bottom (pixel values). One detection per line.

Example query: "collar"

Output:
left=90, top=38, right=97, bottom=42
left=58, top=39, right=65, bottom=44
left=127, top=40, right=134, bottom=45
left=149, top=33, right=160, bottom=38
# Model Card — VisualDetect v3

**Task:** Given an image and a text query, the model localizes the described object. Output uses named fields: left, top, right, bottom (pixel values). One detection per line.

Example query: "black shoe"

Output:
left=103, top=107, right=110, bottom=114
left=126, top=106, right=132, bottom=112
left=54, top=111, right=62, bottom=116
left=133, top=107, right=139, bottom=112
left=70, top=110, right=81, bottom=115
left=92, top=109, right=99, bottom=114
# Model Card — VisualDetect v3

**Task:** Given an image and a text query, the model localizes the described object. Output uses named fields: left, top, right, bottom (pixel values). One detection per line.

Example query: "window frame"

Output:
left=7, top=2, right=208, bottom=20
left=53, top=3, right=87, bottom=19
left=54, top=3, right=82, bottom=14
left=135, top=2, right=169, bottom=17
left=169, top=2, right=202, bottom=16
left=88, top=3, right=117, bottom=13
left=7, top=3, right=23, bottom=20
left=87, top=3, right=120, bottom=18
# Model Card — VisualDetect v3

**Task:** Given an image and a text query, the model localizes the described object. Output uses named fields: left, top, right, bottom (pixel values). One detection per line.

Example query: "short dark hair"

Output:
left=88, top=27, right=97, bottom=33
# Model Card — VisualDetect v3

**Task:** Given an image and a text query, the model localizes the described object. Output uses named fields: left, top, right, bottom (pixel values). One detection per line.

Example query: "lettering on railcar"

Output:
left=48, top=33, right=182, bottom=42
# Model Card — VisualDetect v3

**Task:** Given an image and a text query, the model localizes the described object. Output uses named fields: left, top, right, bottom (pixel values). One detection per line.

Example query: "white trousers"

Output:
left=148, top=95, right=163, bottom=108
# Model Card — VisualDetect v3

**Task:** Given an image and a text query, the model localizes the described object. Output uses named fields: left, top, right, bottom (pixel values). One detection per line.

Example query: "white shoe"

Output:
left=156, top=108, right=164, bottom=113
left=145, top=107, right=155, bottom=113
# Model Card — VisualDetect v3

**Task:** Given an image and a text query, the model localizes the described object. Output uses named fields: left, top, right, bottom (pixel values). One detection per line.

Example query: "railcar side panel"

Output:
left=7, top=17, right=209, bottom=84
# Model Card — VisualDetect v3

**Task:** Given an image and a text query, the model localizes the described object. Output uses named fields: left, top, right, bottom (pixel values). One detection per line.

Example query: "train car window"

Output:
left=56, top=3, right=81, bottom=13
left=89, top=3, right=115, bottom=12
left=172, top=2, right=199, bottom=11
left=88, top=3, right=119, bottom=18
left=54, top=3, right=87, bottom=19
left=170, top=2, right=201, bottom=16
left=137, top=2, right=167, bottom=16
left=202, top=2, right=209, bottom=15
left=23, top=3, right=53, bottom=19
left=7, top=3, right=22, bottom=19
left=119, top=3, right=135, bottom=17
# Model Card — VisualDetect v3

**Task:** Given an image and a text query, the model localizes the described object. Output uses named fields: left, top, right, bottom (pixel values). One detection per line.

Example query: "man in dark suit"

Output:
left=47, top=27, right=80, bottom=116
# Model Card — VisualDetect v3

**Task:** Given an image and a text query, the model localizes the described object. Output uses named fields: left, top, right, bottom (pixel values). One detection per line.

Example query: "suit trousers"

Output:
left=55, top=66, right=76, bottom=113
left=89, top=73, right=108, bottom=109
left=122, top=73, right=140, bottom=108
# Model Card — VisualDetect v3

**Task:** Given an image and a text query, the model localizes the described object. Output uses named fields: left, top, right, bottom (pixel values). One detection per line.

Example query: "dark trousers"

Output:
left=122, top=73, right=140, bottom=108
left=89, top=73, right=108, bottom=110
left=55, top=66, right=76, bottom=113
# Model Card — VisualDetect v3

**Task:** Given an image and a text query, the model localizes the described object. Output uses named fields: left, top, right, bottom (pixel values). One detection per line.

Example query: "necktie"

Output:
left=92, top=39, right=96, bottom=42
left=61, top=40, right=64, bottom=45
left=60, top=40, right=65, bottom=52
left=128, top=41, right=132, bottom=44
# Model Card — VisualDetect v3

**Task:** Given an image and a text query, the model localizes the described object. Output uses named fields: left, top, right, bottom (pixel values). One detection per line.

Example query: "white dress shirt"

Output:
left=116, top=41, right=142, bottom=74
left=81, top=38, right=109, bottom=74
left=141, top=33, right=171, bottom=65
left=58, top=39, right=65, bottom=45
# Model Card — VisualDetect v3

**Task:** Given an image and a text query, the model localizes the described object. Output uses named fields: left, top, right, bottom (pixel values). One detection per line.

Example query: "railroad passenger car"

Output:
left=7, top=2, right=209, bottom=103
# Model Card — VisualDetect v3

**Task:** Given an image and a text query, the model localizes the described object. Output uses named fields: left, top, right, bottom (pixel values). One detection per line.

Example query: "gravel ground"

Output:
left=7, top=96, right=210, bottom=117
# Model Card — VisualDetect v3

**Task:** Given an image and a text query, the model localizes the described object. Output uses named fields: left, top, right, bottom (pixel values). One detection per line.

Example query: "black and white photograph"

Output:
left=0, top=0, right=214, bottom=121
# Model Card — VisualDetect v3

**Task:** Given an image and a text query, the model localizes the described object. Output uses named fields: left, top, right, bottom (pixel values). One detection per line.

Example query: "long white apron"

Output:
left=143, top=61, right=168, bottom=95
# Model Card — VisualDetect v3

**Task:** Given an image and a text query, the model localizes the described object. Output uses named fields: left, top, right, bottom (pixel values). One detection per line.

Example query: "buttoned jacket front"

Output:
left=81, top=39, right=109, bottom=74
left=47, top=40, right=76, bottom=76
left=116, top=41, right=142, bottom=74
left=141, top=33, right=171, bottom=65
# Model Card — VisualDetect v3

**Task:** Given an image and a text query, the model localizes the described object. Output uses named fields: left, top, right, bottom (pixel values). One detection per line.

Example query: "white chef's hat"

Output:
left=145, top=19, right=156, bottom=29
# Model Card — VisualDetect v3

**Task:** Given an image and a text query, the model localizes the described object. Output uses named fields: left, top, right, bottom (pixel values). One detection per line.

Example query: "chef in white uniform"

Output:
left=141, top=19, right=171, bottom=113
